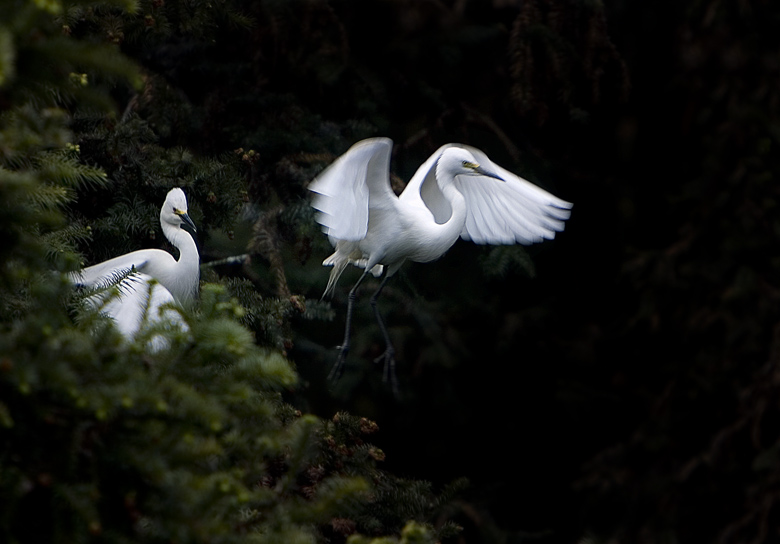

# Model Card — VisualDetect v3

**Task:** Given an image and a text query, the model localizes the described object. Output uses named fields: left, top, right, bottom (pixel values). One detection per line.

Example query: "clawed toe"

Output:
left=374, top=348, right=399, bottom=396
left=372, top=349, right=394, bottom=366
left=328, top=345, right=350, bottom=384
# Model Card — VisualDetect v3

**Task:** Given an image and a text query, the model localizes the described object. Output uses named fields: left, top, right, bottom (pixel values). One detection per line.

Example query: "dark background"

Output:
left=272, top=2, right=780, bottom=542
left=80, top=0, right=780, bottom=542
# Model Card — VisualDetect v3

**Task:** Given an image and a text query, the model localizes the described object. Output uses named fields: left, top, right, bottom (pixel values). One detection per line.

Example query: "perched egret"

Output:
left=70, top=187, right=199, bottom=348
left=310, top=138, right=572, bottom=391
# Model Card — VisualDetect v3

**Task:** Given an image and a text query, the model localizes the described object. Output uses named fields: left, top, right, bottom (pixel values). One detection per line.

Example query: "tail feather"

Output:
left=322, top=255, right=349, bottom=299
left=321, top=253, right=384, bottom=299
left=351, top=259, right=383, bottom=278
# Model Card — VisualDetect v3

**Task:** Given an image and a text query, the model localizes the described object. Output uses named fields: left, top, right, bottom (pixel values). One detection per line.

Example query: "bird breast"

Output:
left=373, top=202, right=464, bottom=265
left=139, top=249, right=199, bottom=305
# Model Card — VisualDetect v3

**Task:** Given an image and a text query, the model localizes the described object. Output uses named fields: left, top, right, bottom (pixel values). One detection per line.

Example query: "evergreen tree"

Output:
left=0, top=2, right=465, bottom=543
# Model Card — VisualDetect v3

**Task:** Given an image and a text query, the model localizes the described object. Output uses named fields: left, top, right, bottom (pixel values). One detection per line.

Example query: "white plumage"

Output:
left=91, top=272, right=187, bottom=352
left=70, top=188, right=199, bottom=350
left=309, top=137, right=572, bottom=391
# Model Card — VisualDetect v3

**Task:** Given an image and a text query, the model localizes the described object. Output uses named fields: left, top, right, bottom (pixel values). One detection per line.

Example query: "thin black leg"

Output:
left=328, top=270, right=369, bottom=384
left=369, top=274, right=399, bottom=396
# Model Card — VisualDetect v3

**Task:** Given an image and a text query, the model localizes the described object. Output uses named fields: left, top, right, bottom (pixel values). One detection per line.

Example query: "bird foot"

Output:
left=328, top=345, right=349, bottom=385
left=373, top=347, right=399, bottom=397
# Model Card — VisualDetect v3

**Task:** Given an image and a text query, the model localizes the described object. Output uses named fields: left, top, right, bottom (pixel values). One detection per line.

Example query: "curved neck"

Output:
left=419, top=165, right=467, bottom=258
left=437, top=180, right=467, bottom=239
left=162, top=223, right=196, bottom=258
left=161, top=222, right=200, bottom=303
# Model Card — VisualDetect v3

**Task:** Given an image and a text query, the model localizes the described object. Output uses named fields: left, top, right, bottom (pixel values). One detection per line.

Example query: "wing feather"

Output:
left=455, top=146, right=572, bottom=245
left=309, top=138, right=396, bottom=242
left=479, top=185, right=534, bottom=243
left=69, top=250, right=155, bottom=286
left=460, top=178, right=502, bottom=243
left=494, top=187, right=555, bottom=242
left=92, top=272, right=188, bottom=352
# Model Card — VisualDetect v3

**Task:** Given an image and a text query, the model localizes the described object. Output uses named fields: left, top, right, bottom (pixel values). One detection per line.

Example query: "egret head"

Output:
left=440, top=147, right=504, bottom=181
left=161, top=188, right=197, bottom=232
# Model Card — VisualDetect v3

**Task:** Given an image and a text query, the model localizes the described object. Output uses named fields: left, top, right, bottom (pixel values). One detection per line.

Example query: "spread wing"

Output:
left=403, top=144, right=572, bottom=245
left=309, top=138, right=397, bottom=242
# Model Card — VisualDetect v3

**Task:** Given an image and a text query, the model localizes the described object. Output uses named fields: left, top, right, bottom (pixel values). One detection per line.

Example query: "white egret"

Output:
left=309, top=138, right=572, bottom=392
left=91, top=271, right=188, bottom=351
left=70, top=187, right=199, bottom=349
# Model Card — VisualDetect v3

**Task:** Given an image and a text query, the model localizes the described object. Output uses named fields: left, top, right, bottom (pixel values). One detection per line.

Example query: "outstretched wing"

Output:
left=309, top=138, right=397, bottom=242
left=456, top=145, right=572, bottom=244
left=404, top=144, right=572, bottom=245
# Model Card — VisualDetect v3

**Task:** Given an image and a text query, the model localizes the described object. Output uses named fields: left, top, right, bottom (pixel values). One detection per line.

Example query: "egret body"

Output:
left=95, top=272, right=188, bottom=351
left=71, top=188, right=199, bottom=348
left=310, top=138, right=572, bottom=391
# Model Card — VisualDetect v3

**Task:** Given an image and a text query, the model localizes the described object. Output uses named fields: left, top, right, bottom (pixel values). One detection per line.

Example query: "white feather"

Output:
left=309, top=138, right=396, bottom=242
left=86, top=272, right=188, bottom=352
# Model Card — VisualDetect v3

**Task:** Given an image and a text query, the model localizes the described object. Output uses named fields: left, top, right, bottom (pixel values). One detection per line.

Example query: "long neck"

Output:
left=437, top=180, right=467, bottom=240
left=435, top=157, right=468, bottom=230
left=161, top=222, right=200, bottom=304
left=420, top=165, right=468, bottom=258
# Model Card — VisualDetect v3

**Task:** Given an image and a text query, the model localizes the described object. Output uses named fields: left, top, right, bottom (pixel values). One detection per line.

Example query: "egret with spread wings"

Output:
left=310, top=138, right=572, bottom=392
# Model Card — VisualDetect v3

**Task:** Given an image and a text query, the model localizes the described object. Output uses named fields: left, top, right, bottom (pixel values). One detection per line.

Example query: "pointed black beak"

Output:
left=180, top=212, right=197, bottom=232
left=475, top=165, right=505, bottom=182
